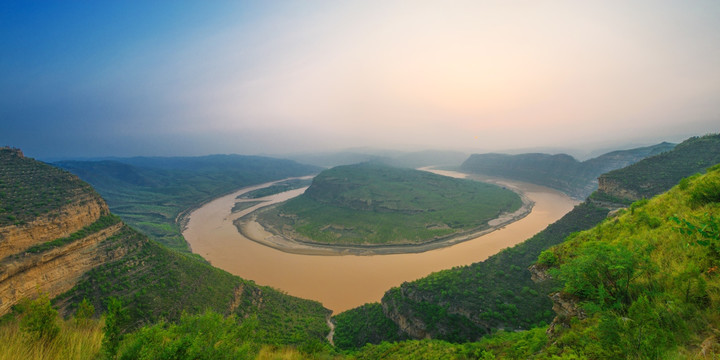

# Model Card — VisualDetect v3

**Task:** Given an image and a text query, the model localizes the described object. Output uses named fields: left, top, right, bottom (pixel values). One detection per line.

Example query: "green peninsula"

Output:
left=253, top=162, right=523, bottom=246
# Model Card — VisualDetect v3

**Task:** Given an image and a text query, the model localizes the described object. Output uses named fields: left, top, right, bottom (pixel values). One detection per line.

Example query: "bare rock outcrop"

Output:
left=0, top=194, right=108, bottom=259
left=546, top=291, right=586, bottom=336
left=597, top=176, right=640, bottom=202
left=0, top=222, right=124, bottom=315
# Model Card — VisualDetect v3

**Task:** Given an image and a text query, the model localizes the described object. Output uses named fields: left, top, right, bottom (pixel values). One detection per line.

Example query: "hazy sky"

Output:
left=2, top=1, right=719, bottom=159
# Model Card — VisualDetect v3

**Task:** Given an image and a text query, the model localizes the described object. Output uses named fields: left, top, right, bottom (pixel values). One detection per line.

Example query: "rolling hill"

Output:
left=252, top=162, right=523, bottom=246
left=460, top=142, right=675, bottom=199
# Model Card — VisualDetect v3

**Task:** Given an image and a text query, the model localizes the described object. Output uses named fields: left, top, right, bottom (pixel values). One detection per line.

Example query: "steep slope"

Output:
left=596, top=134, right=720, bottom=202
left=0, top=149, right=330, bottom=346
left=523, top=164, right=720, bottom=358
left=460, top=142, right=674, bottom=199
left=334, top=134, right=716, bottom=348
left=0, top=148, right=124, bottom=315
left=350, top=156, right=720, bottom=359
left=56, top=155, right=320, bottom=251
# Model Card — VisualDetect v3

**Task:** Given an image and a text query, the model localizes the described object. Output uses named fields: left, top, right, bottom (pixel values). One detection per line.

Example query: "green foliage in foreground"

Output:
left=55, top=156, right=319, bottom=251
left=529, top=166, right=720, bottom=359
left=350, top=327, right=548, bottom=360
left=55, top=224, right=330, bottom=347
left=2, top=302, right=338, bottom=360
left=0, top=303, right=104, bottom=360
left=260, top=162, right=522, bottom=245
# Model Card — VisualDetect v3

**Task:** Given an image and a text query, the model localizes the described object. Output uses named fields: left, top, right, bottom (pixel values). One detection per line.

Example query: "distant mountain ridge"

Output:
left=460, top=142, right=675, bottom=199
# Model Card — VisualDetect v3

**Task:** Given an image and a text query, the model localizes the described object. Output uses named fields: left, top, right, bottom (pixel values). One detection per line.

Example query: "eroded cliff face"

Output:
left=597, top=176, right=641, bottom=202
left=0, top=148, right=125, bottom=315
left=0, top=193, right=108, bottom=259
left=382, top=290, right=431, bottom=339
left=0, top=222, right=125, bottom=315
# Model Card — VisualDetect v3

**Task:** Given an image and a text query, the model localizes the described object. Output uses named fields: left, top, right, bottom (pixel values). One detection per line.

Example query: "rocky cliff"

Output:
left=0, top=222, right=125, bottom=314
left=0, top=193, right=108, bottom=259
left=0, top=148, right=123, bottom=315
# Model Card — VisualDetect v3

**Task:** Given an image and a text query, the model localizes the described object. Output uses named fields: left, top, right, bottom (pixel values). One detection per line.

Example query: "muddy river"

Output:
left=183, top=170, right=579, bottom=313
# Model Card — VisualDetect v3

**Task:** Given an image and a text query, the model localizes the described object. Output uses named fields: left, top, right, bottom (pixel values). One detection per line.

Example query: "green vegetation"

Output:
left=333, top=303, right=407, bottom=350
left=518, top=165, right=720, bottom=358
left=232, top=201, right=266, bottom=213
left=55, top=225, right=330, bottom=347
left=0, top=296, right=104, bottom=360
left=460, top=142, right=675, bottom=199
left=55, top=155, right=319, bottom=251
left=350, top=327, right=548, bottom=360
left=22, top=214, right=120, bottom=254
left=258, top=163, right=522, bottom=245
left=597, top=134, right=720, bottom=201
left=0, top=148, right=101, bottom=227
left=333, top=201, right=609, bottom=347
left=2, top=302, right=338, bottom=360
left=237, top=179, right=312, bottom=199
left=334, top=136, right=717, bottom=348
left=378, top=202, right=609, bottom=343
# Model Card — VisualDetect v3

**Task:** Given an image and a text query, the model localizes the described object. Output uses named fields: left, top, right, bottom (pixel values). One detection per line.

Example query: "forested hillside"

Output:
left=460, top=142, right=674, bottom=199
left=334, top=134, right=718, bottom=349
left=56, top=155, right=319, bottom=251
left=0, top=150, right=331, bottom=359
left=345, top=151, right=720, bottom=359
left=595, top=134, right=720, bottom=203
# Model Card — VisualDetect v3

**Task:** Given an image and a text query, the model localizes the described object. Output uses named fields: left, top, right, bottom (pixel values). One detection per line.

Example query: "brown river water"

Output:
left=183, top=170, right=579, bottom=313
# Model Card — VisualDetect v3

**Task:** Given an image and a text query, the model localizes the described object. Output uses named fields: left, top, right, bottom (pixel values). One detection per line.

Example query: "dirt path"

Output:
left=326, top=315, right=335, bottom=346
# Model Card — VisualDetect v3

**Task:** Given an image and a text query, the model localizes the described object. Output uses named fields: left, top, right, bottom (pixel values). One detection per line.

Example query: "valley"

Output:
left=183, top=169, right=577, bottom=312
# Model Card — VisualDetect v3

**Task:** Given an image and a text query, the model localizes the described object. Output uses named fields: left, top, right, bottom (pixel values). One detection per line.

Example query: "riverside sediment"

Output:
left=183, top=169, right=578, bottom=312
left=234, top=181, right=534, bottom=256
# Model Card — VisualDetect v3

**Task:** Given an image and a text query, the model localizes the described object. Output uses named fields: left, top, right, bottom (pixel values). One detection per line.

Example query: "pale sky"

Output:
left=1, top=1, right=718, bottom=158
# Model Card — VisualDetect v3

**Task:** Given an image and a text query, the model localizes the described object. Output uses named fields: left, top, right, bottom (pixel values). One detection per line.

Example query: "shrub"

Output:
left=19, top=294, right=60, bottom=342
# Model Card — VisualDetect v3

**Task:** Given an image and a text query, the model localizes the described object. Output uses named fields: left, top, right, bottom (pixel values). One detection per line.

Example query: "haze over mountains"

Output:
left=2, top=1, right=720, bottom=358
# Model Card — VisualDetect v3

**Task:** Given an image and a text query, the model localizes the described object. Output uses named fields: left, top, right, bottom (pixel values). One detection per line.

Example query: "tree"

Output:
left=19, top=293, right=60, bottom=342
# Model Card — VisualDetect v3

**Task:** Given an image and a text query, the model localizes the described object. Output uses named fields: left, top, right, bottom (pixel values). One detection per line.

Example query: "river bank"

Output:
left=234, top=178, right=534, bottom=255
left=182, top=170, right=578, bottom=312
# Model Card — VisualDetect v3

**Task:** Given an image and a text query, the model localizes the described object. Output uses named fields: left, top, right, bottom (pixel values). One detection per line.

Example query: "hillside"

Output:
left=460, top=142, right=674, bottom=199
left=56, top=155, right=320, bottom=251
left=0, top=149, right=330, bottom=350
left=0, top=147, right=119, bottom=315
left=334, top=134, right=718, bottom=349
left=595, top=134, right=720, bottom=203
left=252, top=162, right=523, bottom=246
left=343, top=152, right=720, bottom=359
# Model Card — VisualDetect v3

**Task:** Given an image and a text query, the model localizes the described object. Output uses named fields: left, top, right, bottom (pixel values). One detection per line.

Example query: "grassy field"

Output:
left=257, top=162, right=522, bottom=245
